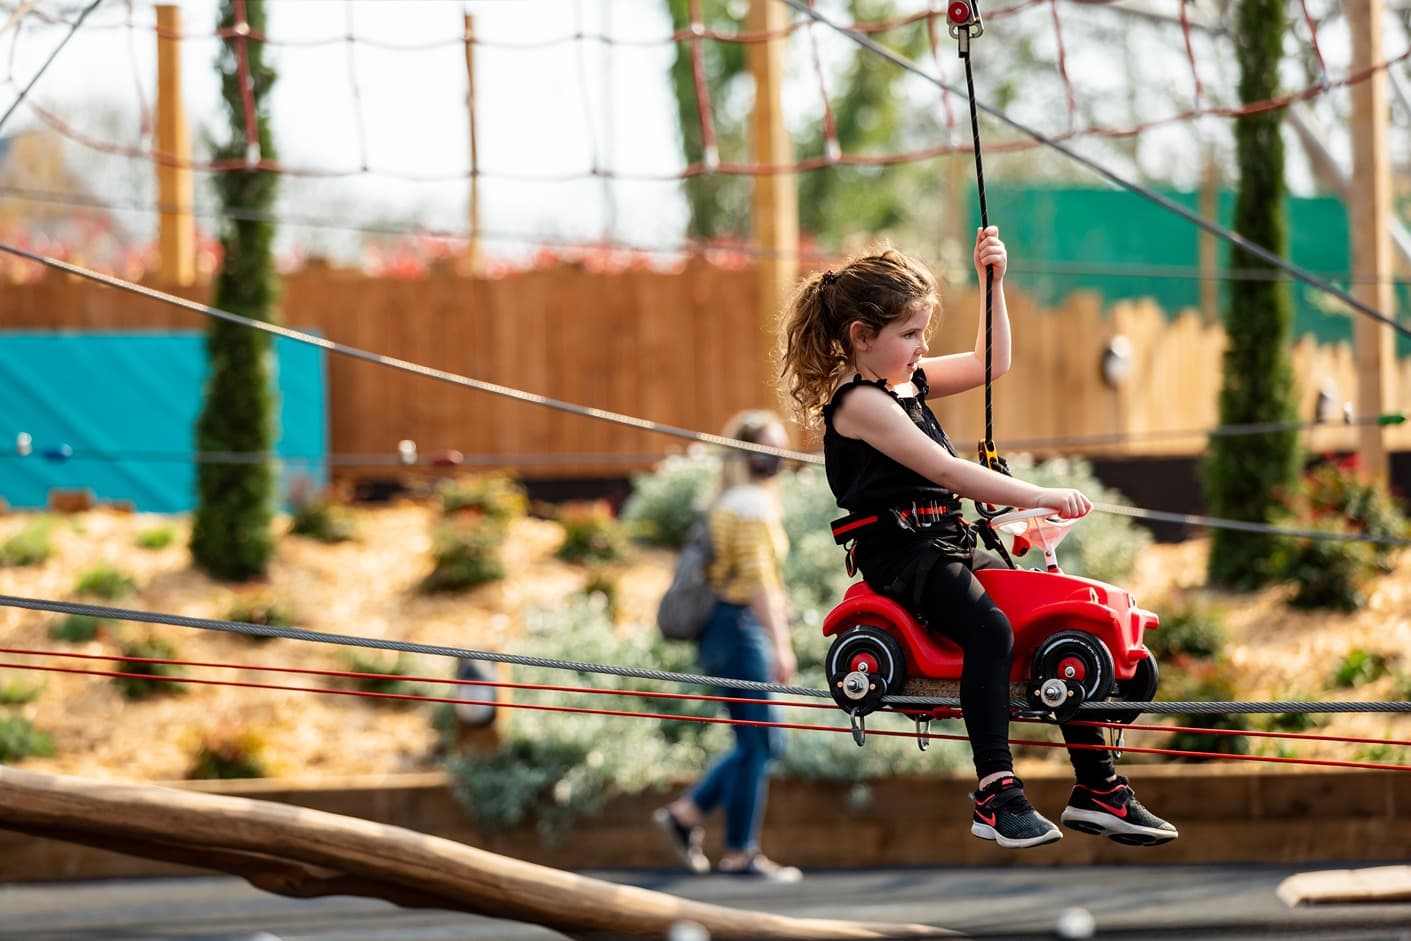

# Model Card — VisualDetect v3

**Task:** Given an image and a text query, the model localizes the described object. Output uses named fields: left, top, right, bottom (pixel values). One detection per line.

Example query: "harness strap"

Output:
left=831, top=498, right=963, bottom=545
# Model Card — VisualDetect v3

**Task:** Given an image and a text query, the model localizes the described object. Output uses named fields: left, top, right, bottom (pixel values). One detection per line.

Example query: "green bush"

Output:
left=1331, top=648, right=1392, bottom=689
left=445, top=594, right=965, bottom=842
left=1145, top=599, right=1229, bottom=661
left=0, top=519, right=55, bottom=567
left=1157, top=657, right=1250, bottom=760
left=74, top=564, right=138, bottom=600
left=288, top=493, right=358, bottom=543
left=227, top=596, right=298, bottom=634
left=438, top=474, right=527, bottom=524
left=49, top=614, right=113, bottom=644
left=134, top=525, right=177, bottom=550
left=620, top=450, right=718, bottom=547
left=0, top=677, right=43, bottom=706
left=1268, top=460, right=1408, bottom=611
left=0, top=713, right=54, bottom=762
left=187, top=726, right=269, bottom=779
left=422, top=521, right=508, bottom=592
left=555, top=500, right=628, bottom=564
left=343, top=651, right=421, bottom=698
left=579, top=566, right=620, bottom=621
left=113, top=637, right=187, bottom=700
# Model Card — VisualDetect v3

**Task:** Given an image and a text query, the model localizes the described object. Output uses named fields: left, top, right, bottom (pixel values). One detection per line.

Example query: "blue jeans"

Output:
left=687, top=601, right=786, bottom=852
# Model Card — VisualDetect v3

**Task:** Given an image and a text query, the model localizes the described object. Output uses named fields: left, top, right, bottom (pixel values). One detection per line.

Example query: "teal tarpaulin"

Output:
left=0, top=331, right=327, bottom=513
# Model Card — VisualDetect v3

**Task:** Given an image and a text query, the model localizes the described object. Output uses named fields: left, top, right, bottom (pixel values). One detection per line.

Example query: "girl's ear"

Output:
left=847, top=320, right=874, bottom=351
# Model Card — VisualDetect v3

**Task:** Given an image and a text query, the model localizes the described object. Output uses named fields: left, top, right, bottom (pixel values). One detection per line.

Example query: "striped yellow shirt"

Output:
left=707, top=483, right=789, bottom=605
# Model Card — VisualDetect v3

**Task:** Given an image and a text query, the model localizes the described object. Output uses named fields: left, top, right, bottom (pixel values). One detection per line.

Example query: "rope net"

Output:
left=1, top=0, right=1404, bottom=273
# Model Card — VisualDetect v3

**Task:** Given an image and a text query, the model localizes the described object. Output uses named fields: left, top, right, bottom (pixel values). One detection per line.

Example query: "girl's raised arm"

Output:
left=919, top=226, right=1012, bottom=398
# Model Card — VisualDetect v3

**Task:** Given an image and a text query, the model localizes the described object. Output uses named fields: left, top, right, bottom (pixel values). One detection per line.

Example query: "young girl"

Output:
left=778, top=228, right=1177, bottom=850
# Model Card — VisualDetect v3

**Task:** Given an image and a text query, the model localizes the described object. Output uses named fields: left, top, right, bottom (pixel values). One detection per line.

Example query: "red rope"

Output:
left=805, top=0, right=840, bottom=164
left=6, top=647, right=1411, bottom=773
left=1178, top=0, right=1206, bottom=111
left=231, top=0, right=260, bottom=166
left=686, top=0, right=718, bottom=170
left=1048, top=0, right=1079, bottom=130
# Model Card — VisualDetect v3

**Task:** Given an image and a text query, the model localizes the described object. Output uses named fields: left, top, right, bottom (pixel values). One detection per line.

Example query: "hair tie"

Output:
left=821, top=269, right=838, bottom=286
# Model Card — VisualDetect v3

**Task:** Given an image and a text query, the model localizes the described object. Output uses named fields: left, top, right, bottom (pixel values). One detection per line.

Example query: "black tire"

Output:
left=1108, top=652, right=1160, bottom=725
left=1030, top=630, right=1116, bottom=704
left=825, top=625, right=907, bottom=714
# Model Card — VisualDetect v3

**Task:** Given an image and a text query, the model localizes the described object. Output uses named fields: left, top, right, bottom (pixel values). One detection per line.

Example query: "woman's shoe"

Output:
left=716, top=853, right=802, bottom=883
left=652, top=807, right=709, bottom=874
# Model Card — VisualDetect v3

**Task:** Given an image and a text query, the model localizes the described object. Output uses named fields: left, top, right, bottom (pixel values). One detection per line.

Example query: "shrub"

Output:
left=1331, top=648, right=1392, bottom=689
left=1268, top=459, right=1408, bottom=611
left=1156, top=656, right=1250, bottom=759
left=555, top=500, right=628, bottom=564
left=134, top=525, right=176, bottom=550
left=0, top=677, right=43, bottom=706
left=227, top=596, right=298, bottom=635
left=1145, top=599, right=1229, bottom=661
left=423, top=522, right=508, bottom=592
left=0, top=713, right=54, bottom=762
left=0, top=518, right=55, bottom=567
left=438, top=474, right=527, bottom=524
left=580, top=566, right=620, bottom=620
left=49, top=614, right=113, bottom=644
left=445, top=594, right=965, bottom=842
left=343, top=651, right=421, bottom=698
left=423, top=475, right=526, bottom=593
left=112, top=637, right=187, bottom=700
left=187, top=725, right=269, bottom=779
left=74, top=564, right=138, bottom=600
left=620, top=450, right=717, bottom=547
left=288, top=492, right=357, bottom=543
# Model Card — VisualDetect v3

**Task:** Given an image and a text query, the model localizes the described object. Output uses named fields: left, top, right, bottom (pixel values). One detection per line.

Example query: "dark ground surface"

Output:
left=2, top=864, right=1410, bottom=941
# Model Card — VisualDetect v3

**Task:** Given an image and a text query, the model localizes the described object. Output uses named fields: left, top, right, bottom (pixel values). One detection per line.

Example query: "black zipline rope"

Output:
left=6, top=594, right=1411, bottom=717
left=3, top=244, right=1407, bottom=549
left=778, top=0, right=1410, bottom=341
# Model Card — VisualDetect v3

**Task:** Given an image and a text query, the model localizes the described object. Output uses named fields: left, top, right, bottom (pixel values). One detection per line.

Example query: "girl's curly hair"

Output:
left=776, top=248, right=939, bottom=427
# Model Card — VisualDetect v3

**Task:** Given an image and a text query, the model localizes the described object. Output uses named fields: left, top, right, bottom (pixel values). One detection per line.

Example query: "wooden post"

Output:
left=747, top=0, right=798, bottom=412
left=1199, top=151, right=1219, bottom=325
left=462, top=13, right=483, bottom=276
left=155, top=4, right=195, bottom=286
left=1348, top=0, right=1396, bottom=482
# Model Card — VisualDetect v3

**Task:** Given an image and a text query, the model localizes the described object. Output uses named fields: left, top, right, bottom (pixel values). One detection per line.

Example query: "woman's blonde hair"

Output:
left=776, top=248, right=938, bottom=427
left=719, top=409, right=787, bottom=492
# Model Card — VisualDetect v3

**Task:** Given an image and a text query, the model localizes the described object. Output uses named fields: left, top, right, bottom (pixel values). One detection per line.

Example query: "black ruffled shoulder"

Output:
left=822, top=373, right=899, bottom=425
left=822, top=369, right=929, bottom=424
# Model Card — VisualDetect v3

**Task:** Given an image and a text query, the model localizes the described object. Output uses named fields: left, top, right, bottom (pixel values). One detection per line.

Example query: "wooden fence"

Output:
left=3, top=259, right=1407, bottom=480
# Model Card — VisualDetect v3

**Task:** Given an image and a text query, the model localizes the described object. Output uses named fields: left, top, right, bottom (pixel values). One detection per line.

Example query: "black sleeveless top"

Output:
left=822, top=369, right=961, bottom=515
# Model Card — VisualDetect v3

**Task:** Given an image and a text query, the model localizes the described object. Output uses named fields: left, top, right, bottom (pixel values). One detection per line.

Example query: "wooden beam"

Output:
left=748, top=0, right=799, bottom=413
left=1347, top=0, right=1396, bottom=482
left=0, top=766, right=952, bottom=940
left=155, top=4, right=195, bottom=286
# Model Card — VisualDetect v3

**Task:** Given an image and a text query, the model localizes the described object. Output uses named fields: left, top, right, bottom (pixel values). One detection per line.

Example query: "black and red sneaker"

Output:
left=1061, top=775, right=1178, bottom=846
left=970, top=775, right=1062, bottom=849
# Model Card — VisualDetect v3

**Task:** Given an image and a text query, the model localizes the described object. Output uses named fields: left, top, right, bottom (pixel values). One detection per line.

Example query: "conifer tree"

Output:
left=1202, top=0, right=1301, bottom=587
left=191, top=0, right=280, bottom=580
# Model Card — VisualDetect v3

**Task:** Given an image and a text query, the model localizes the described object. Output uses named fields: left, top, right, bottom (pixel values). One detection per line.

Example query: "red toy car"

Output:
left=822, top=507, right=1160, bottom=746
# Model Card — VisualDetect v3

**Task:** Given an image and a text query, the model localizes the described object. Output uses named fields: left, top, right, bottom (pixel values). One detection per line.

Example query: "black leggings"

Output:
left=863, top=542, right=1115, bottom=784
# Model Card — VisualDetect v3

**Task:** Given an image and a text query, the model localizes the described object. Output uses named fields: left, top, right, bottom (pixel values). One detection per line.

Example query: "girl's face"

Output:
left=855, top=301, right=932, bottom=387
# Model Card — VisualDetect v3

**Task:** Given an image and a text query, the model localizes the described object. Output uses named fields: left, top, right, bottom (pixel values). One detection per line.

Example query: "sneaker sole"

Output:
left=1061, top=807, right=1179, bottom=846
left=970, top=820, right=1063, bottom=849
left=652, top=809, right=710, bottom=874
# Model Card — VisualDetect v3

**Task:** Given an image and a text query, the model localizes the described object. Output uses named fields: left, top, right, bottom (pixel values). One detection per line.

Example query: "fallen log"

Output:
left=0, top=766, right=954, bottom=940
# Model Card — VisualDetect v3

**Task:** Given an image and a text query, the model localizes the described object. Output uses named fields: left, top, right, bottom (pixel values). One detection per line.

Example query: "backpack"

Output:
left=656, top=514, right=719, bottom=641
